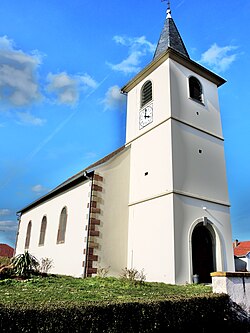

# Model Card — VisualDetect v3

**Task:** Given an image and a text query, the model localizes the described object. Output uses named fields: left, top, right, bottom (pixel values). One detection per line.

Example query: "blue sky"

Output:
left=0, top=0, right=249, bottom=248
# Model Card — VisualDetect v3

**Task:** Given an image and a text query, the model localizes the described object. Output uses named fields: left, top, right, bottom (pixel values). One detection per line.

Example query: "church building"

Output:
left=15, top=6, right=235, bottom=284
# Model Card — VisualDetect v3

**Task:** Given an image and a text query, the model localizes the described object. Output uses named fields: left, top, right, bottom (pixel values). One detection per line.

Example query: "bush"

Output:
left=0, top=294, right=249, bottom=332
left=0, top=257, right=12, bottom=267
left=38, top=258, right=53, bottom=274
left=11, top=251, right=39, bottom=278
left=120, top=267, right=146, bottom=284
left=0, top=264, right=14, bottom=280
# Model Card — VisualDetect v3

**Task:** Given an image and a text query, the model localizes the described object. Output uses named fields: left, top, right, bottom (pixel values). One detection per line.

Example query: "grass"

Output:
left=0, top=275, right=212, bottom=308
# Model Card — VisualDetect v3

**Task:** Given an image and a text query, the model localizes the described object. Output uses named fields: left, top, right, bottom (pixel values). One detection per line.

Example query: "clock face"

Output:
left=139, top=105, right=153, bottom=129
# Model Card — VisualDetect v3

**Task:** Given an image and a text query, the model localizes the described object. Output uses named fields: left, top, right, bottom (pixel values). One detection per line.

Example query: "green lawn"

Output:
left=0, top=275, right=212, bottom=308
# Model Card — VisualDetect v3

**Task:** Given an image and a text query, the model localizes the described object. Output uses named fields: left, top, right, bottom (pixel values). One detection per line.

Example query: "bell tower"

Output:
left=122, top=4, right=235, bottom=284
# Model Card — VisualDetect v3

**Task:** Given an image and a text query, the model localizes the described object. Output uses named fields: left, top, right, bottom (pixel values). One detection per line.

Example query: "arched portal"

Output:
left=192, top=223, right=215, bottom=283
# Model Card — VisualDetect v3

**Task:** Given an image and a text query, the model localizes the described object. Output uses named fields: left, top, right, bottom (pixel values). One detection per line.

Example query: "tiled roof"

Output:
left=0, top=244, right=14, bottom=257
left=233, top=241, right=250, bottom=257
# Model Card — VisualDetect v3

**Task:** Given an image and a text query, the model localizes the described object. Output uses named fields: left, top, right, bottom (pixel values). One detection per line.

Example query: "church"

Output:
left=15, top=5, right=235, bottom=284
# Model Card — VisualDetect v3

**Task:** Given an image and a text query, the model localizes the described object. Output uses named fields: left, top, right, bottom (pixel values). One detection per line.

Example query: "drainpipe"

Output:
left=83, top=171, right=94, bottom=278
left=14, top=212, right=22, bottom=256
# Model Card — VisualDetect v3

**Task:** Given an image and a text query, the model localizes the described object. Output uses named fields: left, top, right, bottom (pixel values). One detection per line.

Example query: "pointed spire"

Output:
left=153, top=3, right=189, bottom=60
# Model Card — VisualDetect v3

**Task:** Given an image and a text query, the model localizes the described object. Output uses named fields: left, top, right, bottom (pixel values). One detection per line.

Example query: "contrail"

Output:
left=0, top=73, right=111, bottom=190
left=26, top=110, right=77, bottom=162
left=27, top=74, right=110, bottom=161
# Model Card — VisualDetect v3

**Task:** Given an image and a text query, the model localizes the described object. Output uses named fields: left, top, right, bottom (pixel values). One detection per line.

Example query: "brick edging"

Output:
left=84, top=173, right=103, bottom=277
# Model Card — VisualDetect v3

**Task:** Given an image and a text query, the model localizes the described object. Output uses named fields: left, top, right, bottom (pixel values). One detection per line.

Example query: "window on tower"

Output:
left=57, top=207, right=68, bottom=244
left=141, top=80, right=152, bottom=108
left=189, top=76, right=203, bottom=103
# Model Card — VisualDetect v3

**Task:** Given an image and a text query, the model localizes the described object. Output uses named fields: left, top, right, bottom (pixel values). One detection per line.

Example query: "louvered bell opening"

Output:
left=141, top=81, right=152, bottom=108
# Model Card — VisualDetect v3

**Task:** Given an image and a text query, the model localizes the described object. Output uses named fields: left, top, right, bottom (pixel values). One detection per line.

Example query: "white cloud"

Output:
left=0, top=35, right=14, bottom=50
left=108, top=35, right=155, bottom=75
left=199, top=43, right=238, bottom=73
left=79, top=73, right=98, bottom=89
left=113, top=35, right=155, bottom=53
left=46, top=72, right=79, bottom=106
left=31, top=184, right=48, bottom=195
left=0, top=35, right=42, bottom=108
left=0, top=209, right=11, bottom=216
left=102, top=85, right=126, bottom=111
left=0, top=220, right=17, bottom=232
left=84, top=152, right=98, bottom=160
left=109, top=52, right=142, bottom=74
left=46, top=72, right=98, bottom=105
left=16, top=112, right=46, bottom=126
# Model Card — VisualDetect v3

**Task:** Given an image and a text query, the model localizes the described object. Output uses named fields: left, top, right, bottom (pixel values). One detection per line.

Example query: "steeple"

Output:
left=153, top=3, right=189, bottom=60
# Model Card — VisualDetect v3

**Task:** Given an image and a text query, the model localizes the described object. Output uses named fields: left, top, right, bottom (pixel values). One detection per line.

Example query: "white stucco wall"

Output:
left=125, top=54, right=234, bottom=284
left=127, top=194, right=175, bottom=283
left=173, top=195, right=235, bottom=284
left=170, top=59, right=223, bottom=138
left=128, top=121, right=173, bottom=205
left=16, top=182, right=91, bottom=277
left=171, top=120, right=229, bottom=204
left=93, top=148, right=130, bottom=277
left=237, top=254, right=250, bottom=272
left=126, top=60, right=171, bottom=144
left=245, top=253, right=250, bottom=271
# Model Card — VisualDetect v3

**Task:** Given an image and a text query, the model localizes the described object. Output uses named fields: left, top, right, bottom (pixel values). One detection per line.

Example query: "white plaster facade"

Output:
left=16, top=148, right=130, bottom=278
left=15, top=12, right=235, bottom=284
left=16, top=182, right=91, bottom=277
left=123, top=54, right=234, bottom=283
left=235, top=253, right=250, bottom=272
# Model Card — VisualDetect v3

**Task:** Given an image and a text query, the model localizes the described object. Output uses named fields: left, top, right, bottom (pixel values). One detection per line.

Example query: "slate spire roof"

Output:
left=153, top=6, right=189, bottom=60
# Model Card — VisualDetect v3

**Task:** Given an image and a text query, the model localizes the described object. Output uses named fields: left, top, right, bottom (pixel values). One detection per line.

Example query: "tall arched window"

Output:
left=57, top=207, right=67, bottom=244
left=39, top=216, right=47, bottom=246
left=141, top=80, right=152, bottom=108
left=189, top=76, right=203, bottom=103
left=25, top=221, right=32, bottom=249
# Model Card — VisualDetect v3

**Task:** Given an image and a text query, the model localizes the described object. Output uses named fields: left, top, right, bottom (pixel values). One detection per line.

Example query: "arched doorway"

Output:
left=192, top=223, right=215, bottom=283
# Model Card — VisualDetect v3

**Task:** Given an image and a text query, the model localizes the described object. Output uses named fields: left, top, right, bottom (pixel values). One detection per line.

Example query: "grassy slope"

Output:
left=0, top=275, right=212, bottom=308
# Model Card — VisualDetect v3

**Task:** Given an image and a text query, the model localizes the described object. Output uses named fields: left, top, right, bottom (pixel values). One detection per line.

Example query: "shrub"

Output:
left=120, top=267, right=146, bottom=284
left=0, top=294, right=248, bottom=332
left=97, top=266, right=110, bottom=278
left=39, top=257, right=53, bottom=274
left=11, top=251, right=39, bottom=278
left=0, top=256, right=12, bottom=267
left=0, top=264, right=14, bottom=280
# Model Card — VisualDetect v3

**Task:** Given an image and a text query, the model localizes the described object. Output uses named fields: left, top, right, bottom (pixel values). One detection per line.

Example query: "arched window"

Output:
left=57, top=207, right=67, bottom=244
left=25, top=221, right=32, bottom=249
left=141, top=80, right=152, bottom=108
left=39, top=216, right=47, bottom=246
left=189, top=76, right=203, bottom=103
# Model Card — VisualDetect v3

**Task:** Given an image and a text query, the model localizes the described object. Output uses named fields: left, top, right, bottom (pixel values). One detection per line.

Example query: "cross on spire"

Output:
left=161, top=0, right=172, bottom=18
left=154, top=0, right=189, bottom=60
left=161, top=0, right=171, bottom=9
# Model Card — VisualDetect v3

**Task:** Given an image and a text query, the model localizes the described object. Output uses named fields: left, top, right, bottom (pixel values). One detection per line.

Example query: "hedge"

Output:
left=0, top=294, right=249, bottom=332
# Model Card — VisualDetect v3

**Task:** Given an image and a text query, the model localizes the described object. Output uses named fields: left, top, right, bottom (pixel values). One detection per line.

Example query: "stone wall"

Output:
left=211, top=272, right=250, bottom=315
